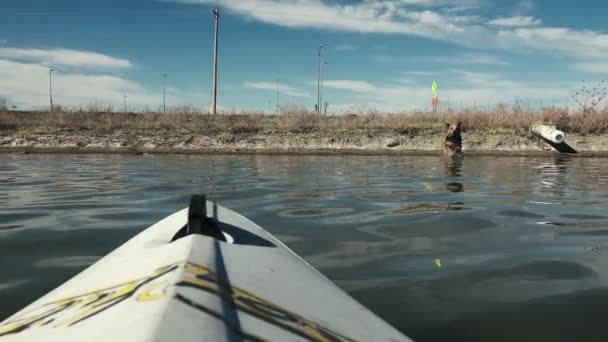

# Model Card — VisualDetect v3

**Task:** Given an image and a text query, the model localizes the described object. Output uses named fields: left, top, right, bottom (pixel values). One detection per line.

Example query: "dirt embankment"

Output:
left=2, top=130, right=607, bottom=155
left=1, top=110, right=607, bottom=155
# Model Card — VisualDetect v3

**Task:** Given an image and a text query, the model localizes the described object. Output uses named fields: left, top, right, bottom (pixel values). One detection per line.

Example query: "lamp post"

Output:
left=163, top=74, right=167, bottom=113
left=320, top=61, right=328, bottom=115
left=317, top=43, right=323, bottom=114
left=276, top=78, right=279, bottom=115
left=212, top=8, right=220, bottom=114
left=49, top=68, right=54, bottom=113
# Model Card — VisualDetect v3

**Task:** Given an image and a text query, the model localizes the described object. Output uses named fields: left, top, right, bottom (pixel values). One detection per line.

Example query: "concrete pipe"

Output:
left=531, top=123, right=565, bottom=144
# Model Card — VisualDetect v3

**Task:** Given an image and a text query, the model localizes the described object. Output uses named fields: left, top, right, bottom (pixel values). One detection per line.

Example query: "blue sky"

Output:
left=1, top=0, right=608, bottom=112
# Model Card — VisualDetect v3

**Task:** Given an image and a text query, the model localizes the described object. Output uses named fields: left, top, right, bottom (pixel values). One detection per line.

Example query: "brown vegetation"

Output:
left=1, top=104, right=607, bottom=136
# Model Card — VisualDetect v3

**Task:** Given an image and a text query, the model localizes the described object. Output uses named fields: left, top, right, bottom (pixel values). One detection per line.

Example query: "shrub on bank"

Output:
left=1, top=105, right=607, bottom=135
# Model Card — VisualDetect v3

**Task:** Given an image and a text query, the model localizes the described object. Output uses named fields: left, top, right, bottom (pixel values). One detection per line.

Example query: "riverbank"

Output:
left=1, top=109, right=607, bottom=155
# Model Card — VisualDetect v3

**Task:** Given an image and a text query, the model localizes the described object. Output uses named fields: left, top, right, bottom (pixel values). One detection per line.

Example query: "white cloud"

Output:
left=391, top=77, right=416, bottom=84
left=461, top=53, right=509, bottom=65
left=317, top=71, right=571, bottom=111
left=0, top=59, right=173, bottom=110
left=322, top=80, right=376, bottom=93
left=172, top=0, right=480, bottom=39
left=243, top=81, right=311, bottom=98
left=440, top=4, right=481, bottom=13
left=449, top=69, right=522, bottom=88
left=394, top=0, right=480, bottom=8
left=404, top=70, right=435, bottom=76
left=334, top=44, right=357, bottom=51
left=575, top=62, right=608, bottom=74
left=514, top=0, right=535, bottom=15
left=488, top=16, right=542, bottom=27
left=373, top=54, right=393, bottom=64
left=494, top=27, right=608, bottom=64
left=0, top=48, right=132, bottom=70
left=14, top=11, right=80, bottom=16
left=171, top=0, right=608, bottom=71
left=432, top=52, right=509, bottom=65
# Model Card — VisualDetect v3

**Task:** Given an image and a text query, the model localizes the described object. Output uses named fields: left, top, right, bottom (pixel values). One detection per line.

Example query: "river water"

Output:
left=1, top=153, right=608, bottom=341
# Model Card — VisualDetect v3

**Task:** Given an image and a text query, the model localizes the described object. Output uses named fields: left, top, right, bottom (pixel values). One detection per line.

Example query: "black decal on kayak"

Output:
left=217, top=221, right=277, bottom=247
left=178, top=262, right=354, bottom=342
left=0, top=262, right=354, bottom=342
left=0, top=300, right=79, bottom=336
left=64, top=264, right=179, bottom=326
left=0, top=264, right=180, bottom=336
left=175, top=293, right=267, bottom=342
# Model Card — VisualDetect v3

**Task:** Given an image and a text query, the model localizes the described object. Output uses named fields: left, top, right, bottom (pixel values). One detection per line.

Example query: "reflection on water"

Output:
left=444, top=156, right=464, bottom=193
left=1, top=154, right=608, bottom=342
left=535, top=155, right=573, bottom=198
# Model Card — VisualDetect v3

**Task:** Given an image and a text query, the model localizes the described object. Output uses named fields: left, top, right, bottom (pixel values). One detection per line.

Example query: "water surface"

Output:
left=1, top=154, right=608, bottom=341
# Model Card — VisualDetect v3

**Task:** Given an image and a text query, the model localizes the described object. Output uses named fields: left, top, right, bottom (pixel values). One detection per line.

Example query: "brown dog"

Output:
left=442, top=122, right=463, bottom=157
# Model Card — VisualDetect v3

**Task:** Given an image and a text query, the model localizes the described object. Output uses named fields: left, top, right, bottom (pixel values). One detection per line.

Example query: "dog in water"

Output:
left=442, top=122, right=463, bottom=157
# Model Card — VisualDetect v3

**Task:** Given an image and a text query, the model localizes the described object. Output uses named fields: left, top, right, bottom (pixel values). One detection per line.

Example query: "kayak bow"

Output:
left=0, top=195, right=411, bottom=342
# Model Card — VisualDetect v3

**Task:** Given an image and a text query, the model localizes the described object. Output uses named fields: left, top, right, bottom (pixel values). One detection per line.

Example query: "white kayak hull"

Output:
left=0, top=196, right=411, bottom=341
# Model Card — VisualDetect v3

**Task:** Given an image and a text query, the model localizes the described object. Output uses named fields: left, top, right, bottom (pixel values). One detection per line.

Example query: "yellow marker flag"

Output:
left=432, top=81, right=437, bottom=98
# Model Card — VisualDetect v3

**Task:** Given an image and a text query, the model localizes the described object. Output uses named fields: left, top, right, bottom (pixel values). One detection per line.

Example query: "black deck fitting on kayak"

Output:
left=171, top=195, right=226, bottom=242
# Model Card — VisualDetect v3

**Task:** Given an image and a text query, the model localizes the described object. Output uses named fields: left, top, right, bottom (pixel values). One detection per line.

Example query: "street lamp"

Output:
left=163, top=74, right=167, bottom=113
left=212, top=8, right=220, bottom=114
left=49, top=68, right=54, bottom=113
left=320, top=61, right=328, bottom=116
left=276, top=78, right=280, bottom=115
left=317, top=43, right=323, bottom=114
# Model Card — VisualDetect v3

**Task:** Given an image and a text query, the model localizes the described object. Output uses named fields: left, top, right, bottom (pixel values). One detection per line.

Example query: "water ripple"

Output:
left=1, top=153, right=608, bottom=342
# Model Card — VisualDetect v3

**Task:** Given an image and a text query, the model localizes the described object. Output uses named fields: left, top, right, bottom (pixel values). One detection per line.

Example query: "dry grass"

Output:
left=1, top=104, right=607, bottom=135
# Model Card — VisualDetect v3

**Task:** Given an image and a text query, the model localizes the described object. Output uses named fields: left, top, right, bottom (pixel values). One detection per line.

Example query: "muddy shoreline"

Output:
left=1, top=131, right=607, bottom=157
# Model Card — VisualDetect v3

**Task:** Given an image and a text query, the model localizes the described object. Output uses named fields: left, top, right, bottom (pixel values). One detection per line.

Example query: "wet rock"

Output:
left=85, top=142, right=106, bottom=149
left=59, top=143, right=78, bottom=148
left=386, top=138, right=400, bottom=148
left=142, top=143, right=157, bottom=149
left=11, top=139, right=34, bottom=147
left=184, top=136, right=195, bottom=144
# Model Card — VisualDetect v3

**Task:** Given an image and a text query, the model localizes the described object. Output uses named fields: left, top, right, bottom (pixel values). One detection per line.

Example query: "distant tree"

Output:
left=572, top=80, right=607, bottom=114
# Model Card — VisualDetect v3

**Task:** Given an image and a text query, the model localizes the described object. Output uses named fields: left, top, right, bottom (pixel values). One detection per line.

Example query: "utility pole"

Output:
left=124, top=95, right=128, bottom=113
left=49, top=68, right=54, bottom=113
left=212, top=8, right=220, bottom=115
left=163, top=74, right=167, bottom=113
left=317, top=43, right=323, bottom=115
left=320, top=61, right=328, bottom=115
left=268, top=100, right=271, bottom=114
left=276, top=78, right=280, bottom=115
